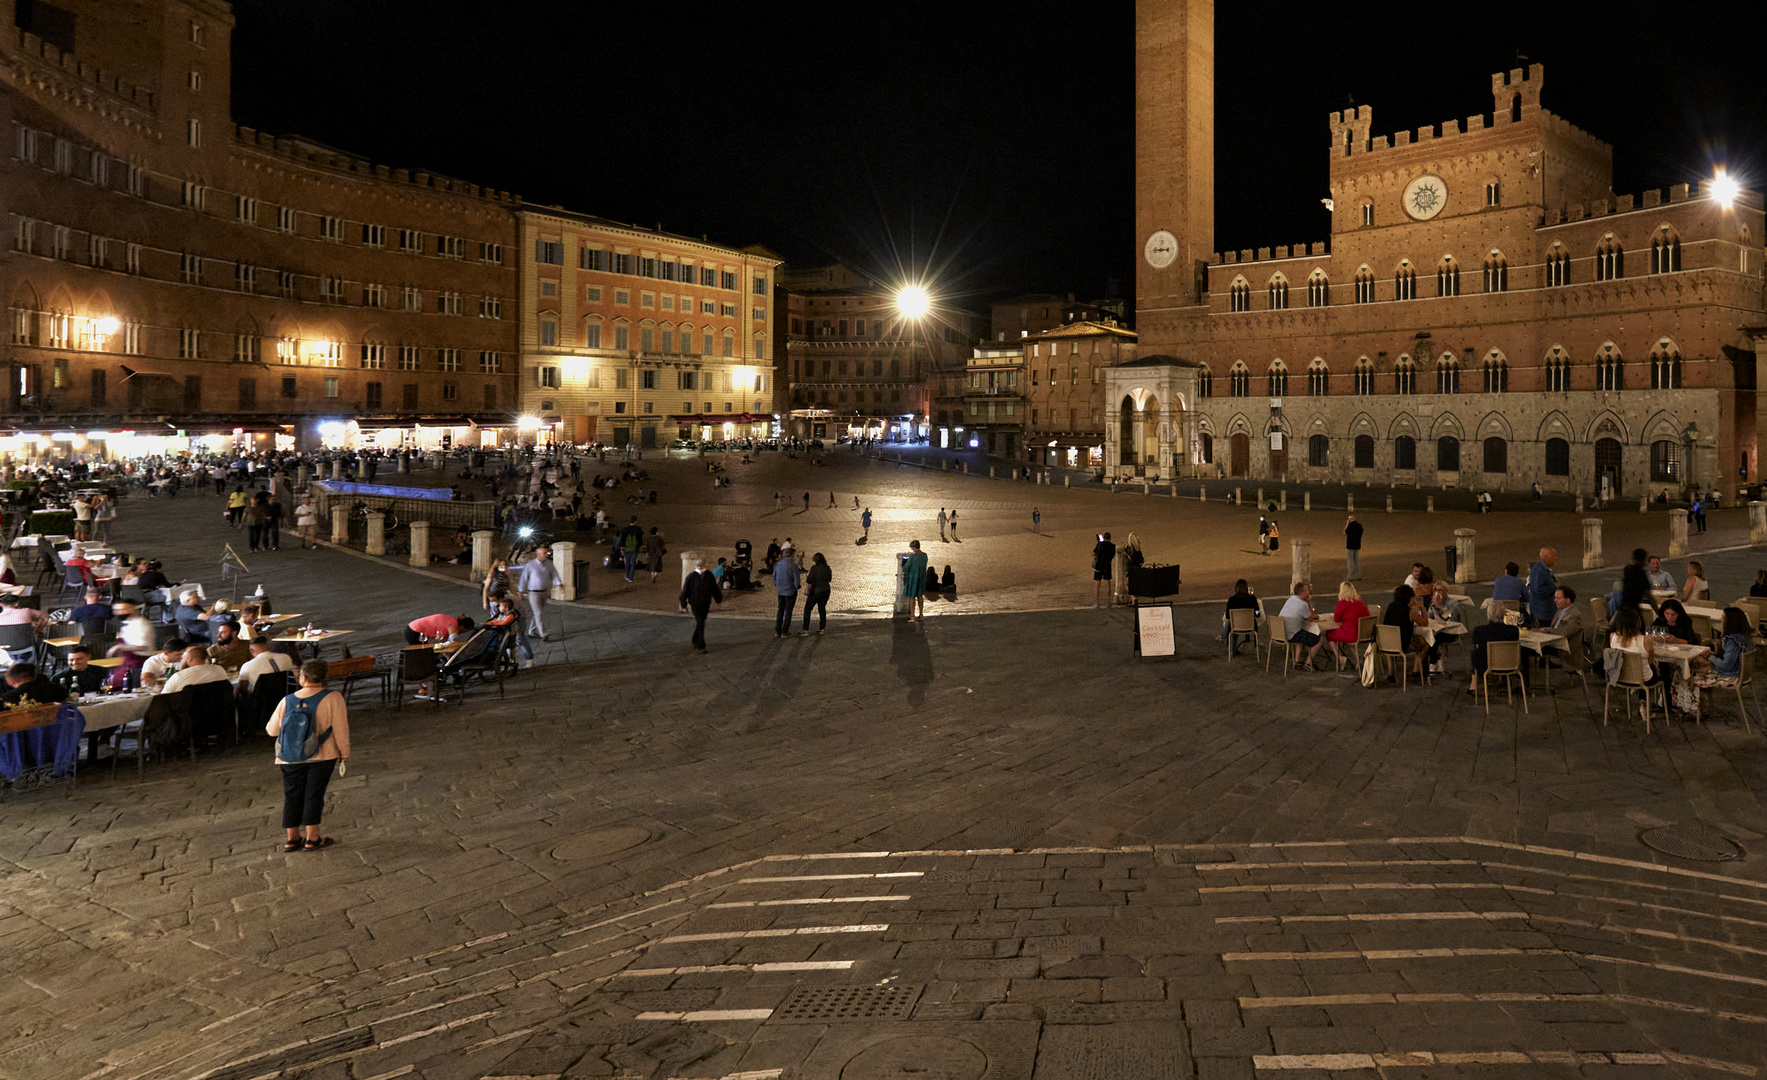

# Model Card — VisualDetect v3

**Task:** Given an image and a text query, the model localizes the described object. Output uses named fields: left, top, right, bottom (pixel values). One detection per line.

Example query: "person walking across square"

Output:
left=938, top=508, right=948, bottom=541
left=772, top=549, right=801, bottom=637
left=617, top=516, right=643, bottom=581
left=1344, top=513, right=1363, bottom=581
left=801, top=552, right=832, bottom=635
left=679, top=559, right=721, bottom=653
left=903, top=540, right=928, bottom=621
left=519, top=545, right=563, bottom=640
left=861, top=508, right=872, bottom=541
left=1032, top=507, right=1041, bottom=534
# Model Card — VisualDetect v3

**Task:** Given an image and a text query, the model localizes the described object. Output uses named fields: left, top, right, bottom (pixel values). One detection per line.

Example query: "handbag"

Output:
left=1360, top=642, right=1377, bottom=687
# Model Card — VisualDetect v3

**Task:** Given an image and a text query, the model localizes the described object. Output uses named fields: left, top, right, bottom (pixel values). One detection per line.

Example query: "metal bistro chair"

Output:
left=1263, top=614, right=1294, bottom=677
left=0, top=621, right=37, bottom=668
left=1226, top=607, right=1258, bottom=662
left=1689, top=613, right=1716, bottom=647
left=1691, top=650, right=1760, bottom=737
left=1348, top=614, right=1378, bottom=673
left=330, top=653, right=390, bottom=709
left=395, top=646, right=442, bottom=710
left=1481, top=639, right=1528, bottom=715
left=1375, top=623, right=1409, bottom=690
left=1588, top=597, right=1611, bottom=640
left=1605, top=651, right=1664, bottom=733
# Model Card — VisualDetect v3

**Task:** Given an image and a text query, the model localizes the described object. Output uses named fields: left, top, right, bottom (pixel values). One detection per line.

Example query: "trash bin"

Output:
left=573, top=560, right=591, bottom=597
left=1443, top=543, right=1457, bottom=579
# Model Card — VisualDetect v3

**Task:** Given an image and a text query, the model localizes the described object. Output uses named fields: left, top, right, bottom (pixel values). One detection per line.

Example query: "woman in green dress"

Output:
left=903, top=540, right=929, bottom=622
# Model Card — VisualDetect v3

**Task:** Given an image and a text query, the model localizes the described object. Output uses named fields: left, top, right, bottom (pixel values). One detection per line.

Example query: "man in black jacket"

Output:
left=678, top=559, right=722, bottom=653
left=1621, top=548, right=1654, bottom=615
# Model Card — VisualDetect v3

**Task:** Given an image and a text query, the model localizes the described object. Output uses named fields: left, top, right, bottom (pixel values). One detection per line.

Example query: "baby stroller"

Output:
left=436, top=626, right=517, bottom=700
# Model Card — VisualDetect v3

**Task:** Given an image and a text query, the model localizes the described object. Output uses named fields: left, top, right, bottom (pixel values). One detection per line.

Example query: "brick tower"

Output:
left=1135, top=0, right=1214, bottom=345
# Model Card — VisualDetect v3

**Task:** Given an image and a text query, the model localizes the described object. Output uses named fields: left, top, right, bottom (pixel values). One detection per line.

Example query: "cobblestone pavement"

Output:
left=0, top=484, right=1764, bottom=1079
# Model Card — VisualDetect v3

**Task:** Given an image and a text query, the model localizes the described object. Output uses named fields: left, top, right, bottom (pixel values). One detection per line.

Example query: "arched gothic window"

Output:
left=1353, top=357, right=1374, bottom=395
left=1267, top=359, right=1289, bottom=398
left=1482, top=356, right=1508, bottom=393
left=1435, top=354, right=1459, bottom=394
left=1229, top=278, right=1250, bottom=312
left=1595, top=344, right=1623, bottom=391
left=1436, top=257, right=1459, bottom=297
left=1395, top=261, right=1416, bottom=300
left=1595, top=236, right=1624, bottom=281
left=1650, top=342, right=1682, bottom=389
left=1307, top=359, right=1329, bottom=397
left=1307, top=271, right=1330, bottom=307
left=1228, top=363, right=1250, bottom=397
left=1267, top=275, right=1288, bottom=310
left=1650, top=227, right=1682, bottom=274
left=1394, top=355, right=1416, bottom=395
left=1545, top=244, right=1570, bottom=287
left=1544, top=347, right=1570, bottom=392
left=1483, top=251, right=1508, bottom=292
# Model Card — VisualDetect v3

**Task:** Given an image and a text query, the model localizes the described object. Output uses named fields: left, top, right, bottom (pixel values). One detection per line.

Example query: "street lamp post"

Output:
left=896, top=284, right=931, bottom=445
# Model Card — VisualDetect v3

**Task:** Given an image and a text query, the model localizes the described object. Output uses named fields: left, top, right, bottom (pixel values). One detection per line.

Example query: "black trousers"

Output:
left=280, top=759, right=337, bottom=828
left=775, top=592, right=796, bottom=635
left=403, top=627, right=424, bottom=645
left=689, top=604, right=710, bottom=649
left=802, top=589, right=829, bottom=630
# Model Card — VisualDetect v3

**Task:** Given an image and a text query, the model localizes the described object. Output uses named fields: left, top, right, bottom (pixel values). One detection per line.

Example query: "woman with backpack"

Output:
left=266, top=659, right=351, bottom=852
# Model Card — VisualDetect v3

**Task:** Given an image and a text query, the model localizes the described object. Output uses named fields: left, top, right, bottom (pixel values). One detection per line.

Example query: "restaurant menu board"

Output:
left=1135, top=604, right=1176, bottom=659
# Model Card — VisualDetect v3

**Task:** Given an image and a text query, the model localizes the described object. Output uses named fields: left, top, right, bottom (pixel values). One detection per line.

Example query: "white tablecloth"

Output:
left=75, top=693, right=152, bottom=734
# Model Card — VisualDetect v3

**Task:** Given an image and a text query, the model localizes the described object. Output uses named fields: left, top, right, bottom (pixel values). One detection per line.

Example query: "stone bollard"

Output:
left=1575, top=495, right=1584, bottom=514
left=296, top=465, right=310, bottom=491
left=1453, top=528, right=1477, bottom=585
left=408, top=520, right=430, bottom=568
left=1389, top=494, right=1397, bottom=513
left=1279, top=490, right=1288, bottom=511
left=1064, top=476, right=1069, bottom=488
left=1142, top=481, right=1151, bottom=496
left=1257, top=488, right=1265, bottom=509
left=680, top=549, right=702, bottom=590
left=990, top=466, right=996, bottom=478
left=471, top=529, right=496, bottom=581
left=1346, top=493, right=1354, bottom=513
left=1754, top=502, right=1767, bottom=546
left=330, top=459, right=342, bottom=480
left=1640, top=495, right=1649, bottom=514
left=942, top=460, right=948, bottom=470
left=1235, top=486, right=1242, bottom=505
left=1168, top=481, right=1177, bottom=497
left=1669, top=512, right=1688, bottom=557
left=1199, top=484, right=1207, bottom=502
left=331, top=507, right=349, bottom=546
left=963, top=463, right=969, bottom=474
left=1582, top=517, right=1604, bottom=570
left=365, top=511, right=386, bottom=556
left=1290, top=537, right=1312, bottom=588
left=397, top=454, right=408, bottom=473
left=1112, top=551, right=1131, bottom=606
left=551, top=540, right=577, bottom=600
left=1303, top=491, right=1311, bottom=511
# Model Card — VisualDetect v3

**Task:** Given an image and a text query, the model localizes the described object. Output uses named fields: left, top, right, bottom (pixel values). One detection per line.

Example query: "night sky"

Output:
left=230, top=2, right=1764, bottom=316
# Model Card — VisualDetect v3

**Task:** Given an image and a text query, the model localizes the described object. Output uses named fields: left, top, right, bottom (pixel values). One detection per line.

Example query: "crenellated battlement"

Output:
left=7, top=27, right=157, bottom=116
left=1327, top=64, right=1608, bottom=164
left=1209, top=242, right=1330, bottom=267
left=232, top=125, right=521, bottom=207
left=1545, top=179, right=1763, bottom=226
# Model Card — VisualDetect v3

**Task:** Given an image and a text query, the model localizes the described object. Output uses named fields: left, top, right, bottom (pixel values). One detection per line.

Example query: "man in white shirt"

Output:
left=141, top=639, right=187, bottom=689
left=238, top=640, right=295, bottom=691
left=161, top=648, right=232, bottom=695
left=1278, top=582, right=1324, bottom=671
left=1645, top=556, right=1676, bottom=593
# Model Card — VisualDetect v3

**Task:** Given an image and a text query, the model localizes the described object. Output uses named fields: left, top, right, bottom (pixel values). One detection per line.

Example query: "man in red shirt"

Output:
left=404, top=613, right=473, bottom=646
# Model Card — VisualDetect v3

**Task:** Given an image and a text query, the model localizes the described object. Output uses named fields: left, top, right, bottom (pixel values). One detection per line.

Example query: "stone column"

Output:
left=1346, top=493, right=1354, bottom=513
left=1303, top=491, right=1311, bottom=511
left=681, top=550, right=702, bottom=590
left=1575, top=494, right=1585, bottom=513
left=1279, top=490, right=1288, bottom=511
left=397, top=454, right=408, bottom=473
left=1753, top=502, right=1767, bottom=546
left=1453, top=528, right=1477, bottom=585
left=551, top=540, right=577, bottom=600
left=1064, top=476, right=1069, bottom=487
left=365, top=512, right=386, bottom=556
left=1142, top=480, right=1150, bottom=495
left=1256, top=488, right=1265, bottom=509
left=471, top=529, right=496, bottom=581
left=1668, top=512, right=1689, bottom=557
left=1199, top=484, right=1207, bottom=502
left=1131, top=412, right=1147, bottom=478
left=1639, top=496, right=1649, bottom=514
left=407, top=520, right=430, bottom=568
left=330, top=507, right=349, bottom=545
left=1112, top=551, right=1130, bottom=606
left=1235, top=486, right=1243, bottom=505
left=330, top=459, right=342, bottom=481
left=1391, top=494, right=1399, bottom=513
left=296, top=465, right=310, bottom=491
left=1582, top=517, right=1604, bottom=570
left=1289, top=537, right=1312, bottom=588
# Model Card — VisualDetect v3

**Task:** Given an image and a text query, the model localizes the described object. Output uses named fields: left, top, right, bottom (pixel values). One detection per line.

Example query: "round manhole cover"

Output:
left=841, top=1035, right=987, bottom=1080
left=551, top=825, right=652, bottom=861
left=1639, top=823, right=1744, bottom=862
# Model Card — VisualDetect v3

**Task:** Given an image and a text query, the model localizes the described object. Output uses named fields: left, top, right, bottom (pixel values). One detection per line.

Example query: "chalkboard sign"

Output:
left=1134, top=604, right=1176, bottom=659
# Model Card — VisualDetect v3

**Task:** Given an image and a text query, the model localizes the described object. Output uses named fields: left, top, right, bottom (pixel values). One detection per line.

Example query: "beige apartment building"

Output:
left=515, top=207, right=779, bottom=448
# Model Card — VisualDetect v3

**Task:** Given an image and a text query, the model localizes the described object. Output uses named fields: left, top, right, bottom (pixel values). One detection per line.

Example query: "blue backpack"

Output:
left=277, top=690, right=334, bottom=763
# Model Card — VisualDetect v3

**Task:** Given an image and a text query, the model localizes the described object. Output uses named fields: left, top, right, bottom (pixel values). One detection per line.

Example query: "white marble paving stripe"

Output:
left=666, top=1071, right=783, bottom=1080
left=1225, top=947, right=1556, bottom=962
left=737, top=873, right=923, bottom=883
left=615, top=961, right=855, bottom=978
left=1196, top=860, right=1478, bottom=870
left=708, top=895, right=908, bottom=908
left=655, top=923, right=889, bottom=944
left=1389, top=836, right=1767, bottom=891
left=1216, top=911, right=1527, bottom=924
left=1202, top=882, right=1502, bottom=894
left=1530, top=913, right=1767, bottom=959
left=1253, top=1050, right=1756, bottom=1071
left=635, top=1009, right=774, bottom=1022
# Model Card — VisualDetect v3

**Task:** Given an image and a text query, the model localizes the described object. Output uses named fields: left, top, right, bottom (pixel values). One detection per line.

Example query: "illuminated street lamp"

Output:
left=1712, top=169, right=1740, bottom=210
left=896, top=285, right=930, bottom=319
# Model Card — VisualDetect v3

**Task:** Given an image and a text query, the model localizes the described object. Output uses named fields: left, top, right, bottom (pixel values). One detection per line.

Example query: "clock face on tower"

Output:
left=1402, top=175, right=1448, bottom=221
left=1144, top=230, right=1178, bottom=269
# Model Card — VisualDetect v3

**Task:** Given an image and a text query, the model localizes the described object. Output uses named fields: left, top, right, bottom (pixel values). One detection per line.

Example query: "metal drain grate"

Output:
left=774, top=983, right=922, bottom=1022
left=1640, top=823, right=1744, bottom=862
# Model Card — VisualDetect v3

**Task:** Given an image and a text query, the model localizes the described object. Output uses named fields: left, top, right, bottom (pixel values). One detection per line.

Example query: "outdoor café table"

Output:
left=1447, top=594, right=1473, bottom=606
left=0, top=702, right=82, bottom=787
left=1682, top=602, right=1726, bottom=624
left=1651, top=589, right=1677, bottom=601
left=72, top=692, right=152, bottom=763
left=260, top=613, right=304, bottom=625
left=1515, top=628, right=1567, bottom=690
left=1653, top=640, right=1711, bottom=680
left=273, top=629, right=355, bottom=659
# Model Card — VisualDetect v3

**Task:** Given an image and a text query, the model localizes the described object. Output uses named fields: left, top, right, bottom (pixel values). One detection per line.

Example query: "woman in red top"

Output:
left=1326, top=581, right=1370, bottom=669
left=404, top=612, right=472, bottom=646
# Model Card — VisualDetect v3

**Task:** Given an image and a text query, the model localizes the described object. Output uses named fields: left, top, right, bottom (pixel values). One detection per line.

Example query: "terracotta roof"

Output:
left=1027, top=321, right=1137, bottom=340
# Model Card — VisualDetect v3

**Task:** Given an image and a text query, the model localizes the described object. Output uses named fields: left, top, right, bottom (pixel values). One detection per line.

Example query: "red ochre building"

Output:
left=1128, top=0, right=1767, bottom=500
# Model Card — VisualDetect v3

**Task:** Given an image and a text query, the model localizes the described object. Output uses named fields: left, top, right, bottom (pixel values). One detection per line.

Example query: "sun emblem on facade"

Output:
left=1401, top=174, right=1448, bottom=220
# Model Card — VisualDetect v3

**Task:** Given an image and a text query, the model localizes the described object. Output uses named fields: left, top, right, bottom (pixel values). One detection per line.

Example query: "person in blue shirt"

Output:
left=1710, top=607, right=1754, bottom=678
left=1491, top=563, right=1525, bottom=603
left=1526, top=548, right=1558, bottom=626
